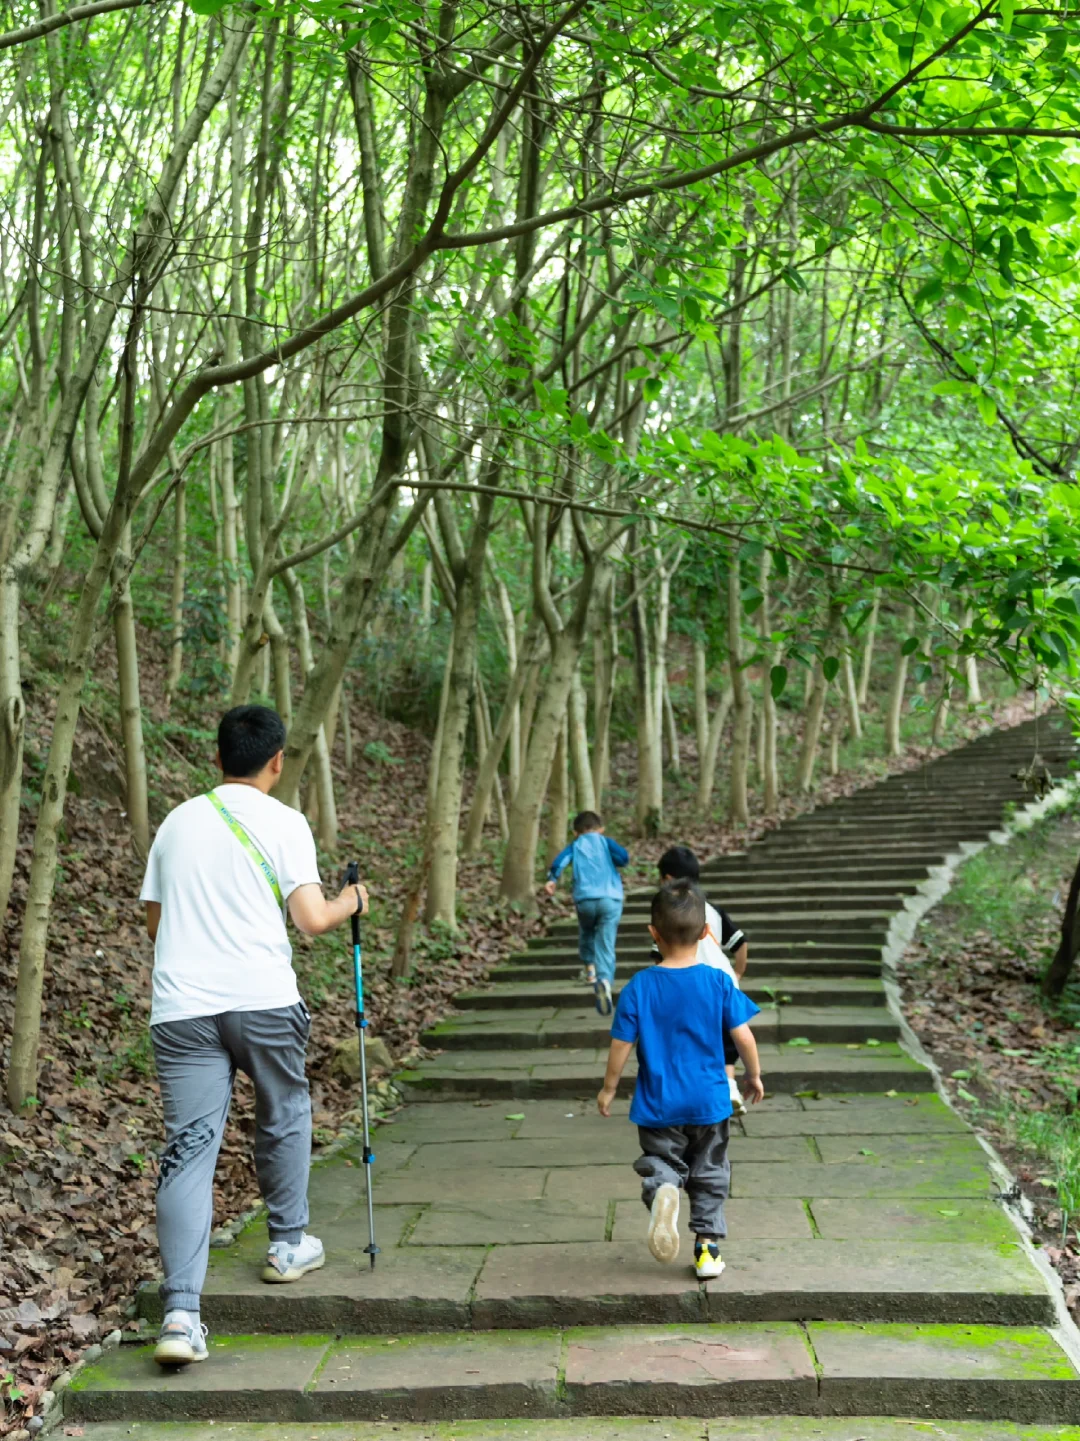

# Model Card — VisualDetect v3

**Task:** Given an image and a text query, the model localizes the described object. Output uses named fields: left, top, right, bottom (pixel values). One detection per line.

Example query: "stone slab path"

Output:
left=70, top=715, right=1080, bottom=1433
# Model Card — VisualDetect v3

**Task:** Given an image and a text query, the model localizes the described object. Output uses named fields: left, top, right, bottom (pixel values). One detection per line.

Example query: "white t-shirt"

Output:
left=698, top=901, right=740, bottom=988
left=140, top=784, right=322, bottom=1025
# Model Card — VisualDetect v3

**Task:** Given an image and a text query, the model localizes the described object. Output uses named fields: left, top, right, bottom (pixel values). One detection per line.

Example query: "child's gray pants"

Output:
left=634, top=1121, right=731, bottom=1238
left=151, top=1003, right=312, bottom=1315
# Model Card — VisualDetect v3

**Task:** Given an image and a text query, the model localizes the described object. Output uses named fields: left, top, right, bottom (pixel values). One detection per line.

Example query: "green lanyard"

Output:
left=206, top=790, right=285, bottom=911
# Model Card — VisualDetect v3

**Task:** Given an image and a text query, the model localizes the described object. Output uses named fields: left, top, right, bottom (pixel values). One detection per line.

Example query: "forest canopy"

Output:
left=2, top=0, right=1080, bottom=1108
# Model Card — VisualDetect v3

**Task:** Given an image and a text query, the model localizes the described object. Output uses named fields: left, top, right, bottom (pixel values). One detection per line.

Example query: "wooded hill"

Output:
left=2, top=0, right=1080, bottom=1126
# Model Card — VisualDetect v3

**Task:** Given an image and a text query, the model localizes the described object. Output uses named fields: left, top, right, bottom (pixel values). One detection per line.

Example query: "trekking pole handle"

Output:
left=341, top=860, right=364, bottom=1018
left=342, top=860, right=362, bottom=947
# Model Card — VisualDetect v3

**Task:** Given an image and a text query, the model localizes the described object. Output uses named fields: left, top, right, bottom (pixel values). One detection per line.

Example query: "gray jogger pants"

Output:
left=634, top=1121, right=730, bottom=1238
left=151, top=1003, right=312, bottom=1315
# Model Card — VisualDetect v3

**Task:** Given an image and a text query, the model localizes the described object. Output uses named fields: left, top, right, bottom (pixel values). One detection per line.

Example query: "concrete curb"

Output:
left=880, top=772, right=1080, bottom=1374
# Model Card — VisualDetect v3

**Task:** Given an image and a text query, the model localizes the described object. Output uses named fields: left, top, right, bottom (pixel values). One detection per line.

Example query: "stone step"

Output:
left=455, top=977, right=889, bottom=1011
left=611, top=895, right=907, bottom=915
left=422, top=1007, right=899, bottom=1051
left=641, top=872, right=926, bottom=889
left=701, top=859, right=939, bottom=880
left=398, top=1043, right=932, bottom=1100
left=547, top=916, right=892, bottom=938
left=67, top=1323, right=1080, bottom=1423
left=65, top=1418, right=1080, bottom=1440
left=499, top=953, right=884, bottom=982
left=524, top=936, right=887, bottom=960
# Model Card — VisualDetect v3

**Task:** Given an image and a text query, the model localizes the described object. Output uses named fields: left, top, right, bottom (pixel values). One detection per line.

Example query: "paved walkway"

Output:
left=70, top=715, right=1080, bottom=1433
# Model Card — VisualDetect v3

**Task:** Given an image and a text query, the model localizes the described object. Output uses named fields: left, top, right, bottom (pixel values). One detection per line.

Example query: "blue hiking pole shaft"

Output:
left=344, top=861, right=378, bottom=1270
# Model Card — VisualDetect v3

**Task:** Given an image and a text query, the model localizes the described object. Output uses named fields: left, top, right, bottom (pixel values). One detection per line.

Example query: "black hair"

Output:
left=218, top=705, right=287, bottom=778
left=651, top=879, right=707, bottom=949
left=573, top=810, right=603, bottom=833
left=658, top=845, right=700, bottom=882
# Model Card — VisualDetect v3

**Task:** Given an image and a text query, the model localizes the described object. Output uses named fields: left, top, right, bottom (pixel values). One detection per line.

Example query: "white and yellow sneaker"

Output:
left=647, top=1183, right=681, bottom=1263
left=694, top=1240, right=725, bottom=1281
left=154, top=1311, right=209, bottom=1366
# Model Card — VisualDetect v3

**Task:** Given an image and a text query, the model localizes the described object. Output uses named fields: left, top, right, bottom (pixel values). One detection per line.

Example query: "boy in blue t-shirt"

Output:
left=597, top=879, right=764, bottom=1281
left=545, top=810, right=629, bottom=1017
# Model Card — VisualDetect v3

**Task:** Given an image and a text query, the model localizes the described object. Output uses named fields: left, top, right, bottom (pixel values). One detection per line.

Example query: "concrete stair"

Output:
left=66, top=714, right=1080, bottom=1428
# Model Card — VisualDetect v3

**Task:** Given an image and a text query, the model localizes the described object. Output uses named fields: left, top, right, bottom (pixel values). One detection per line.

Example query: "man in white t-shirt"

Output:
left=141, top=705, right=367, bottom=1367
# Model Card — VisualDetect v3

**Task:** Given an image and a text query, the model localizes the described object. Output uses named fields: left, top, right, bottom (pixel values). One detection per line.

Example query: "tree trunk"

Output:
left=663, top=677, right=680, bottom=776
left=932, top=675, right=952, bottom=746
left=796, top=656, right=828, bottom=792
left=462, top=619, right=544, bottom=857
left=113, top=541, right=150, bottom=858
left=592, top=574, right=617, bottom=804
left=696, top=677, right=734, bottom=817
left=279, top=569, right=336, bottom=847
left=828, top=712, right=841, bottom=775
left=842, top=650, right=863, bottom=741
left=546, top=714, right=569, bottom=866
left=500, top=624, right=593, bottom=907
left=757, top=552, right=778, bottom=812
left=963, top=607, right=981, bottom=703
left=630, top=563, right=662, bottom=836
left=165, top=479, right=186, bottom=699
left=420, top=559, right=433, bottom=624
left=219, top=431, right=243, bottom=671
left=475, top=673, right=509, bottom=842
left=885, top=606, right=915, bottom=757
left=1043, top=851, right=1080, bottom=998
left=693, top=637, right=709, bottom=766
left=424, top=490, right=496, bottom=927
left=858, top=592, right=879, bottom=708
left=727, top=557, right=751, bottom=825
left=0, top=568, right=25, bottom=919
left=568, top=666, right=596, bottom=812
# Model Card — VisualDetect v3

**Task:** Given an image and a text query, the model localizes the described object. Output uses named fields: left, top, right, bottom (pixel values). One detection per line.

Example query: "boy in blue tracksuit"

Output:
left=545, top=810, right=629, bottom=1016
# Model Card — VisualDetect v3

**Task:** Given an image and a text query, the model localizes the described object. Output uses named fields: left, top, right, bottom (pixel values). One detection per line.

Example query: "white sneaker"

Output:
left=647, top=1183, right=680, bottom=1264
left=262, top=1232, right=325, bottom=1283
left=729, top=1074, right=747, bottom=1117
left=154, top=1310, right=209, bottom=1366
left=594, top=978, right=613, bottom=1016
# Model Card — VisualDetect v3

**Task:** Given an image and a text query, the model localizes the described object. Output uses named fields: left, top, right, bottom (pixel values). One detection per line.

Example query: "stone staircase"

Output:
left=67, top=714, right=1080, bottom=1435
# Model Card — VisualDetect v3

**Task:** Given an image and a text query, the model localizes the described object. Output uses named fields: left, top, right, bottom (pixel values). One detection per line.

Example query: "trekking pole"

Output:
left=343, top=860, right=379, bottom=1270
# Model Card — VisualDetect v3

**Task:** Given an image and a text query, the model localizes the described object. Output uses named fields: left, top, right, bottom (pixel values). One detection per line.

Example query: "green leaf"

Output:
left=788, top=1036, right=812, bottom=1047
left=187, top=0, right=229, bottom=14
left=956, top=1087, right=978, bottom=1104
left=901, top=636, right=920, bottom=656
left=770, top=664, right=788, bottom=700
left=683, top=295, right=702, bottom=324
left=505, top=1113, right=525, bottom=1121
left=938, top=1209, right=961, bottom=1218
left=976, top=393, right=997, bottom=427
left=822, top=656, right=840, bottom=682
left=950, top=1069, right=971, bottom=1080
left=369, top=16, right=392, bottom=43
left=642, top=376, right=663, bottom=401
left=865, top=1038, right=882, bottom=1047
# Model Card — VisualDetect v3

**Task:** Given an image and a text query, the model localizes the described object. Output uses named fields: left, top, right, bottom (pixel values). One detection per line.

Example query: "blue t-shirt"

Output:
left=611, top=963, right=759, bottom=1128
